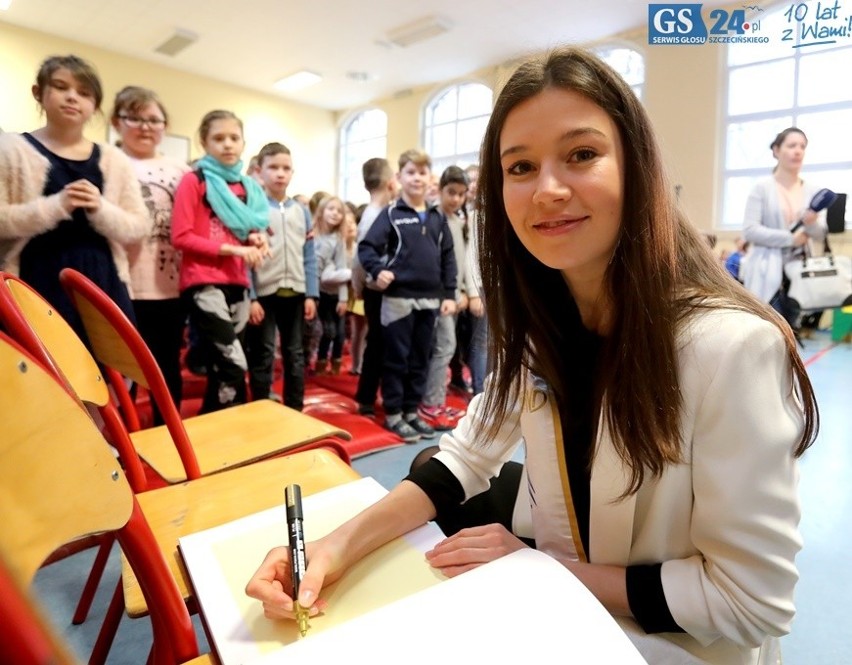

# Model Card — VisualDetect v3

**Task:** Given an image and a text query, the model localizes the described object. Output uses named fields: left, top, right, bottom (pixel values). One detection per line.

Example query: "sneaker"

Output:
left=448, top=379, right=473, bottom=396
left=441, top=406, right=466, bottom=419
left=385, top=418, right=421, bottom=443
left=405, top=415, right=436, bottom=437
left=417, top=405, right=454, bottom=432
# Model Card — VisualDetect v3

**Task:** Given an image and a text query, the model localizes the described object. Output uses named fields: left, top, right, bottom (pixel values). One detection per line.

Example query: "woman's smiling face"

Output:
left=499, top=87, right=624, bottom=287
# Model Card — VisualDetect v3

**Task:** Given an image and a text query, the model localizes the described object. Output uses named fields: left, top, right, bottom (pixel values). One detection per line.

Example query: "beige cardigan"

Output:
left=0, top=132, right=150, bottom=294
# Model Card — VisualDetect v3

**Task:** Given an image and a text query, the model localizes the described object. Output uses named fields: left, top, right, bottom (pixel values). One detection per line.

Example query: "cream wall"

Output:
left=0, top=20, right=338, bottom=198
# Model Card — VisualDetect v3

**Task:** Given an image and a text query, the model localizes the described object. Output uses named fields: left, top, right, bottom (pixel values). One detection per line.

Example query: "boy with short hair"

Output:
left=353, top=158, right=397, bottom=415
left=359, top=150, right=457, bottom=442
left=419, top=166, right=471, bottom=429
left=246, top=142, right=318, bottom=410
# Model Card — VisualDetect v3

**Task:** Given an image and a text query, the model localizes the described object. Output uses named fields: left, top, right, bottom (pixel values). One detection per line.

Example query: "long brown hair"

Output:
left=477, top=46, right=818, bottom=494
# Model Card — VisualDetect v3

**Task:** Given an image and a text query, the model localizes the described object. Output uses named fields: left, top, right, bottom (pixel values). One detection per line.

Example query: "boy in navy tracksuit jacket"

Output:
left=358, top=149, right=457, bottom=442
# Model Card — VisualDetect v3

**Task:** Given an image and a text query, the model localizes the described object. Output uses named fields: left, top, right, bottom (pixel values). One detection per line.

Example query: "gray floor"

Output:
left=32, top=333, right=852, bottom=663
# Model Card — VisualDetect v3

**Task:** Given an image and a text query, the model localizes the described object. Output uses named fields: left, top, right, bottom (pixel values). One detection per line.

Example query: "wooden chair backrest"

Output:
left=0, top=333, right=132, bottom=585
left=0, top=333, right=200, bottom=663
left=60, top=268, right=150, bottom=388
left=0, top=273, right=110, bottom=407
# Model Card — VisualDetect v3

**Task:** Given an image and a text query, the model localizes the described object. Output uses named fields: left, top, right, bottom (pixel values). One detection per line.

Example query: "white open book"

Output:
left=179, top=477, right=645, bottom=664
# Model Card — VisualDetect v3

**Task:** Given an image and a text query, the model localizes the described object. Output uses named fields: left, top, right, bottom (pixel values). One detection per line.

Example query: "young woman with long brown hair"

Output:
left=246, top=47, right=818, bottom=663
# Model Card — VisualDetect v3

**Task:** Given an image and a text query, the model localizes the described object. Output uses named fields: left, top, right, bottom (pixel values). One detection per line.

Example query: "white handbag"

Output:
left=784, top=240, right=852, bottom=311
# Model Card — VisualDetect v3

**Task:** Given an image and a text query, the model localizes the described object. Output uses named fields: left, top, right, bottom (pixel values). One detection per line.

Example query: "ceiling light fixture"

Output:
left=154, top=28, right=198, bottom=57
left=274, top=70, right=322, bottom=92
left=385, top=15, right=453, bottom=48
left=346, top=71, right=375, bottom=82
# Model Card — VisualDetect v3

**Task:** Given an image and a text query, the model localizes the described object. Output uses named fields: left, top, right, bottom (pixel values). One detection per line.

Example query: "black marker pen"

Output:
left=285, top=484, right=310, bottom=636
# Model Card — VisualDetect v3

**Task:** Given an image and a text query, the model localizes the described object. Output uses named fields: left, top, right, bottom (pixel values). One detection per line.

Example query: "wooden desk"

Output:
left=130, top=400, right=351, bottom=483
left=122, top=448, right=360, bottom=617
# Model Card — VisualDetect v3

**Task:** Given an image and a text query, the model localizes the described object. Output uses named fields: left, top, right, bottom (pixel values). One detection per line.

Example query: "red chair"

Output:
left=0, top=549, right=78, bottom=665
left=0, top=272, right=151, bottom=637
left=0, top=272, right=350, bottom=661
left=0, top=332, right=203, bottom=664
left=58, top=268, right=351, bottom=483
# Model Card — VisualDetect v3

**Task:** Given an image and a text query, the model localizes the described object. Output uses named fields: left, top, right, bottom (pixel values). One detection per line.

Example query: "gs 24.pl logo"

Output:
left=649, top=4, right=768, bottom=44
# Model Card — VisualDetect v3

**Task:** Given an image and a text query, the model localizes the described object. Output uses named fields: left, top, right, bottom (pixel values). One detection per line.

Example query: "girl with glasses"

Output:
left=111, top=85, right=191, bottom=424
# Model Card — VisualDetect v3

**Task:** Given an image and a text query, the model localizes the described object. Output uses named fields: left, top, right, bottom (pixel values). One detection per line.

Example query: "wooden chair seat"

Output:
left=130, top=399, right=350, bottom=483
left=123, top=448, right=360, bottom=616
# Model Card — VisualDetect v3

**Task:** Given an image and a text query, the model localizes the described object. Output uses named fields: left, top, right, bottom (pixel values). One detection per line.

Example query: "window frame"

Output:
left=719, top=4, right=852, bottom=230
left=591, top=42, right=646, bottom=100
left=337, top=106, right=388, bottom=205
left=421, top=80, right=493, bottom=175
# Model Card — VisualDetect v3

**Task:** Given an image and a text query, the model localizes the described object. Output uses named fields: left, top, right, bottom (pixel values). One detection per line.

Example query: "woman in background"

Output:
left=742, top=127, right=827, bottom=331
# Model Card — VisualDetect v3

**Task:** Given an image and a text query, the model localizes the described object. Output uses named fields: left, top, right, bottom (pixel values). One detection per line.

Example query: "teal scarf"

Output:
left=196, top=155, right=268, bottom=241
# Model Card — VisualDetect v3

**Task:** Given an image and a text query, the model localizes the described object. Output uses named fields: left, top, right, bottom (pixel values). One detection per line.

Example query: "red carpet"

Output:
left=131, top=353, right=470, bottom=461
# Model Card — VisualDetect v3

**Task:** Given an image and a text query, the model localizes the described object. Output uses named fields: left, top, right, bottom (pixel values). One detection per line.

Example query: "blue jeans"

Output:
left=469, top=312, right=488, bottom=395
left=423, top=313, right=457, bottom=407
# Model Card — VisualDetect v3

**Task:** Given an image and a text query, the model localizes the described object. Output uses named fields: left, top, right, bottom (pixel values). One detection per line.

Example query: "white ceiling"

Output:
left=2, top=0, right=663, bottom=111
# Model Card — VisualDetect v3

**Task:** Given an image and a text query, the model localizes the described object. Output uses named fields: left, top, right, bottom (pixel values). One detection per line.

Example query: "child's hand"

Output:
left=440, top=299, right=457, bottom=316
left=468, top=296, right=484, bottom=318
left=457, top=293, right=469, bottom=311
left=248, top=231, right=271, bottom=257
left=61, top=179, right=101, bottom=213
left=249, top=301, right=265, bottom=325
left=239, top=245, right=265, bottom=268
left=375, top=270, right=395, bottom=290
left=336, top=301, right=348, bottom=317
left=304, top=298, right=317, bottom=321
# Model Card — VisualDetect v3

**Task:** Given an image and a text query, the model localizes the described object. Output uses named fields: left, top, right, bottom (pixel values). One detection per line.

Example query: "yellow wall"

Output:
left=0, top=20, right=338, bottom=198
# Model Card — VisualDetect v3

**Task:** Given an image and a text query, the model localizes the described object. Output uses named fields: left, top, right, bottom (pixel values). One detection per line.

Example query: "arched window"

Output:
left=423, top=82, right=493, bottom=174
left=593, top=45, right=645, bottom=100
left=720, top=2, right=851, bottom=229
left=338, top=108, right=388, bottom=204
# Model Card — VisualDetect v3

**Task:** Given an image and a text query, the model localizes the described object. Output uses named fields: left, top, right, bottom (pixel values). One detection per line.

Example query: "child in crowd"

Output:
left=420, top=166, right=471, bottom=429
left=725, top=236, right=749, bottom=283
left=303, top=189, right=331, bottom=367
left=111, top=85, right=191, bottom=424
left=308, top=190, right=330, bottom=217
left=0, top=55, right=149, bottom=339
left=171, top=109, right=269, bottom=413
left=245, top=154, right=262, bottom=183
left=343, top=206, right=366, bottom=374
left=425, top=172, right=441, bottom=206
left=353, top=157, right=397, bottom=414
left=313, top=195, right=352, bottom=375
left=245, top=142, right=318, bottom=409
left=463, top=164, right=487, bottom=395
left=359, top=149, right=457, bottom=442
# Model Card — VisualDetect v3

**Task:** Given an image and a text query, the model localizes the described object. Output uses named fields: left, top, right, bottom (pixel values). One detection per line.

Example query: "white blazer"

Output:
left=434, top=308, right=804, bottom=664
